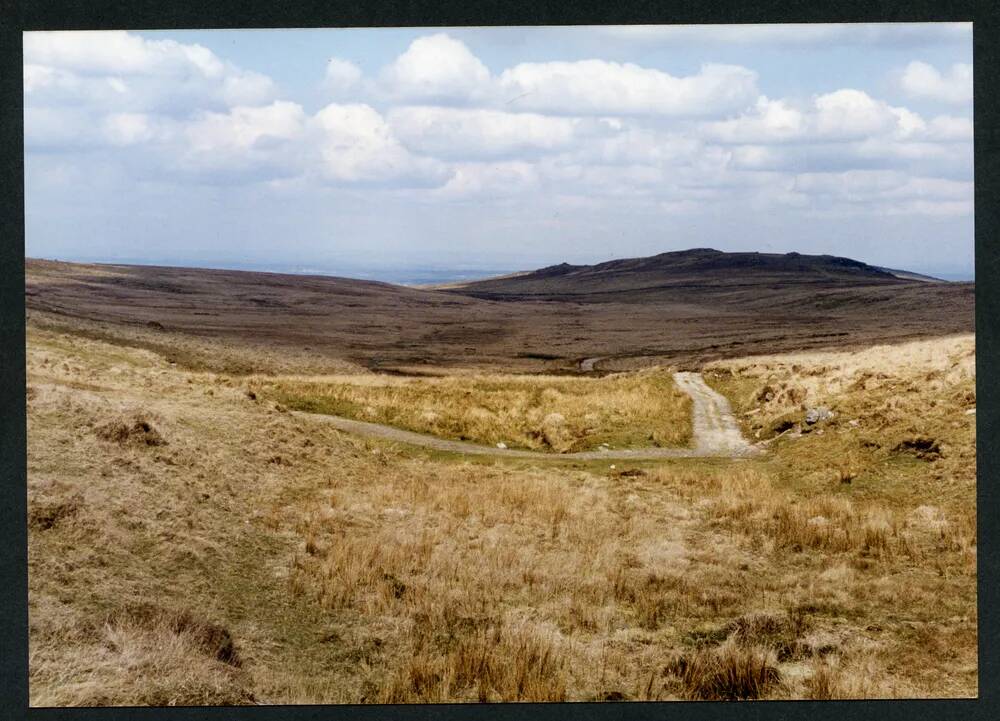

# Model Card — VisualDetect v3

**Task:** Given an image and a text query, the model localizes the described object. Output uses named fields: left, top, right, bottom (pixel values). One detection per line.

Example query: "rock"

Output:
left=804, top=406, right=834, bottom=425
left=848, top=419, right=860, bottom=427
left=496, top=442, right=507, bottom=450
left=965, top=408, right=976, bottom=415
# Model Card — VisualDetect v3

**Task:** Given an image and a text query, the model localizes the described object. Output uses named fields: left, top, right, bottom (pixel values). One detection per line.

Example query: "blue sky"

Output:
left=24, top=24, right=974, bottom=280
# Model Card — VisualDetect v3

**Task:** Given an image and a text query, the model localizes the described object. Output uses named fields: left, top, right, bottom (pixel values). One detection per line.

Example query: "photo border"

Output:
left=2, top=1, right=995, bottom=719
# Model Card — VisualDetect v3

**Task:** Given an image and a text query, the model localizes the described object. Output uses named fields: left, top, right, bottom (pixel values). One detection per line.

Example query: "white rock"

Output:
left=496, top=442, right=507, bottom=449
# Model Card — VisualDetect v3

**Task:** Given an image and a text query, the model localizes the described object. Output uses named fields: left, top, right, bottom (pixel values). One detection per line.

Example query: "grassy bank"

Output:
left=27, top=322, right=977, bottom=703
left=255, top=370, right=693, bottom=452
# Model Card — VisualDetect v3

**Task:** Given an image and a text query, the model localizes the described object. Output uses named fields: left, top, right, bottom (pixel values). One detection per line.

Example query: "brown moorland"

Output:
left=26, top=248, right=973, bottom=375
left=25, top=250, right=976, bottom=704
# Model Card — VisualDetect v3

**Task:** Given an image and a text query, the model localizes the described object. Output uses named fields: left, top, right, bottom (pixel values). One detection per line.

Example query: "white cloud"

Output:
left=498, top=60, right=758, bottom=116
left=387, top=106, right=585, bottom=159
left=434, top=161, right=540, bottom=199
left=814, top=89, right=906, bottom=138
left=161, top=101, right=307, bottom=182
left=900, top=61, right=972, bottom=104
left=25, top=31, right=211, bottom=75
left=185, top=101, right=305, bottom=155
left=23, top=30, right=277, bottom=114
left=927, top=114, right=973, bottom=141
left=579, top=125, right=702, bottom=166
left=324, top=58, right=362, bottom=94
left=375, top=34, right=760, bottom=117
left=702, top=88, right=972, bottom=145
left=378, top=33, right=492, bottom=104
left=22, top=28, right=973, bottom=222
left=311, top=103, right=450, bottom=187
left=704, top=96, right=806, bottom=143
left=102, top=112, right=161, bottom=146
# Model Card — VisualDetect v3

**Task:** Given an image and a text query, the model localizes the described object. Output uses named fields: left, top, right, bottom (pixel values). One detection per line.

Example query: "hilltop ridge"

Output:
left=448, top=248, right=906, bottom=299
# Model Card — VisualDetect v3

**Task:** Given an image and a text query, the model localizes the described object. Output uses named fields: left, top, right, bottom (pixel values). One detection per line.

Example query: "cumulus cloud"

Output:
left=24, top=30, right=276, bottom=113
left=185, top=102, right=304, bottom=153
left=434, top=161, right=540, bottom=199
left=22, top=28, right=973, bottom=219
left=387, top=106, right=588, bottom=159
left=700, top=87, right=972, bottom=187
left=311, top=103, right=450, bottom=187
left=375, top=34, right=759, bottom=117
left=102, top=112, right=161, bottom=146
left=324, top=57, right=362, bottom=94
left=498, top=60, right=758, bottom=116
left=706, top=90, right=935, bottom=144
left=378, top=33, right=492, bottom=104
left=899, top=60, right=973, bottom=104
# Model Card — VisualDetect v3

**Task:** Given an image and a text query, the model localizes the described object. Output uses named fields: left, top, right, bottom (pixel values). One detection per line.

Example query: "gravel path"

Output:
left=293, top=371, right=758, bottom=460
left=672, top=371, right=756, bottom=456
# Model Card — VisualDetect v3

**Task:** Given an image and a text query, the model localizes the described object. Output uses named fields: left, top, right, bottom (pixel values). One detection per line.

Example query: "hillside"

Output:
left=26, top=322, right=977, bottom=703
left=449, top=248, right=907, bottom=300
left=25, top=253, right=974, bottom=373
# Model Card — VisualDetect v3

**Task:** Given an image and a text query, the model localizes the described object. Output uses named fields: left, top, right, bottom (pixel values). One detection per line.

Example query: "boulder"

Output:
left=804, top=406, right=834, bottom=425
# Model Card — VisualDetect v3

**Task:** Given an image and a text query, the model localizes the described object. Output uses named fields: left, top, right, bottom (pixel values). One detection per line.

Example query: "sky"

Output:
left=23, top=24, right=975, bottom=281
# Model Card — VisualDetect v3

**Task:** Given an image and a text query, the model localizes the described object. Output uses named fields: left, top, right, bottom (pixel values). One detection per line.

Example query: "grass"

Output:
left=254, top=369, right=692, bottom=452
left=26, top=321, right=977, bottom=704
left=702, top=335, right=976, bottom=512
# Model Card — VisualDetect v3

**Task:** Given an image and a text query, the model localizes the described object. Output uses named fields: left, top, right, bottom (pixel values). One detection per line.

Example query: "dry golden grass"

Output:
left=255, top=369, right=692, bottom=451
left=27, top=322, right=977, bottom=704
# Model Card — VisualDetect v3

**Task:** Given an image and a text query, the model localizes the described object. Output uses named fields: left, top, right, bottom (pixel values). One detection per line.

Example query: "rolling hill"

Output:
left=448, top=248, right=906, bottom=299
left=25, top=250, right=974, bottom=373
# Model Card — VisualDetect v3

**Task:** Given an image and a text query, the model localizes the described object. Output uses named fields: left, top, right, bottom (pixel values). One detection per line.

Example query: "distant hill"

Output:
left=449, top=248, right=910, bottom=300
left=25, top=255, right=974, bottom=372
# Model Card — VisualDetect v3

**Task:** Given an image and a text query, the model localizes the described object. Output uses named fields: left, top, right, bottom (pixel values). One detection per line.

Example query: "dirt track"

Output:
left=293, top=371, right=758, bottom=460
left=672, top=371, right=755, bottom=455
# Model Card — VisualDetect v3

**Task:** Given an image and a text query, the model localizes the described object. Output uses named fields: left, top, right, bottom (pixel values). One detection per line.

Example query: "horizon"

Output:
left=24, top=24, right=974, bottom=280
left=27, top=245, right=976, bottom=284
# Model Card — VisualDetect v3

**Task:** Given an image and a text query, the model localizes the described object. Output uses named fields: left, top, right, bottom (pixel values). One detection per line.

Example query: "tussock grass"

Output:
left=379, top=624, right=568, bottom=702
left=668, top=641, right=781, bottom=700
left=27, top=322, right=977, bottom=704
left=95, top=414, right=167, bottom=446
left=704, top=335, right=975, bottom=508
left=30, top=602, right=254, bottom=707
left=255, top=369, right=692, bottom=452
